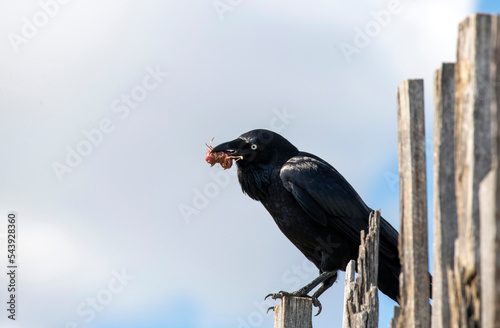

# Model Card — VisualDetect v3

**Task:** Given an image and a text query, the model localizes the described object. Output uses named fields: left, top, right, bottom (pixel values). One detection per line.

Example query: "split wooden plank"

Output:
left=479, top=14, right=500, bottom=328
left=432, top=63, right=458, bottom=328
left=451, top=13, right=493, bottom=327
left=342, top=210, right=380, bottom=328
left=393, top=79, right=430, bottom=328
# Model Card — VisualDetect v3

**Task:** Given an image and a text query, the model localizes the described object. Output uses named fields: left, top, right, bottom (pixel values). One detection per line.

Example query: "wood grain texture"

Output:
left=342, top=210, right=380, bottom=328
left=452, top=13, right=493, bottom=327
left=432, top=63, right=458, bottom=328
left=273, top=296, right=312, bottom=328
left=480, top=14, right=500, bottom=328
left=394, top=79, right=430, bottom=328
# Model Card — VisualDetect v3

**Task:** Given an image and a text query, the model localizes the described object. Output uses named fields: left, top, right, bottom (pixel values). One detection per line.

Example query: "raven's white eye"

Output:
left=251, top=144, right=258, bottom=150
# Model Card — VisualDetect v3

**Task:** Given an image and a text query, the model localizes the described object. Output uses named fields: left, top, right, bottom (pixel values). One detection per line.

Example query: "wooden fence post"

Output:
left=479, top=14, right=500, bottom=328
left=273, top=296, right=312, bottom=328
left=450, top=13, right=493, bottom=327
left=392, top=79, right=430, bottom=328
left=342, top=210, right=380, bottom=328
left=432, top=63, right=458, bottom=328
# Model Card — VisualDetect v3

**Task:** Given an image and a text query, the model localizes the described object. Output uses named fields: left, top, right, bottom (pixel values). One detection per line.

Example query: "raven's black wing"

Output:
left=280, top=152, right=398, bottom=259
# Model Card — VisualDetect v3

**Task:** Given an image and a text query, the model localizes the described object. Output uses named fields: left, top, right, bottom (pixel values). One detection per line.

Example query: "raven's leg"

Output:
left=265, top=271, right=337, bottom=316
left=311, top=273, right=337, bottom=299
left=266, top=271, right=336, bottom=298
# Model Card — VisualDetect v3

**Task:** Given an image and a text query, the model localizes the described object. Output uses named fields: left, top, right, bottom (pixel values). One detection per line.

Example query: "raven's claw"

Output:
left=266, top=306, right=275, bottom=314
left=264, top=291, right=293, bottom=301
left=264, top=291, right=323, bottom=316
left=311, top=297, right=322, bottom=316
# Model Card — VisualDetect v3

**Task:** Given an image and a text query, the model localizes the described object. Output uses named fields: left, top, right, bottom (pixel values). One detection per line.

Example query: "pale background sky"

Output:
left=0, top=1, right=499, bottom=327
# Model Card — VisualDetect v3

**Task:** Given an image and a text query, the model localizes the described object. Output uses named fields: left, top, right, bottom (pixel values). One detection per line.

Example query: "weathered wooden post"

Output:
left=449, top=13, right=493, bottom=327
left=273, top=296, right=312, bottom=328
left=479, top=14, right=500, bottom=328
left=391, top=79, right=430, bottom=328
left=432, top=63, right=458, bottom=328
left=342, top=210, right=380, bottom=328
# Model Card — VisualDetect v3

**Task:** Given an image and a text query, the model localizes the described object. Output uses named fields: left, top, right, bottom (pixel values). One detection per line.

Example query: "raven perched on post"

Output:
left=211, top=129, right=401, bottom=313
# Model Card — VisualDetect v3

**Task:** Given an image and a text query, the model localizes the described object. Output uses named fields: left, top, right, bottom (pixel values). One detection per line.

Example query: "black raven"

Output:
left=211, top=129, right=401, bottom=311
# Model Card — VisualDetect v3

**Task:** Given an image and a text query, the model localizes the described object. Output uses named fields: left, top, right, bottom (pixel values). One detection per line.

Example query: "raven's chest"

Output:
left=238, top=166, right=322, bottom=244
left=260, top=180, right=299, bottom=223
left=259, top=179, right=323, bottom=243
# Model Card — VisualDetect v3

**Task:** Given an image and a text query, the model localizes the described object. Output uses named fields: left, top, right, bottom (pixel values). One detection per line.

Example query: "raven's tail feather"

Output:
left=377, top=259, right=433, bottom=304
left=377, top=259, right=400, bottom=304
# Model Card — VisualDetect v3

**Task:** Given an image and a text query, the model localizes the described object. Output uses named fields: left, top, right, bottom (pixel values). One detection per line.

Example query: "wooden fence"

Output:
left=272, top=13, right=500, bottom=328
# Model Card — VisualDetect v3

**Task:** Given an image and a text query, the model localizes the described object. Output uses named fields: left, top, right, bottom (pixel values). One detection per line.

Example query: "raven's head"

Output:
left=211, top=129, right=299, bottom=169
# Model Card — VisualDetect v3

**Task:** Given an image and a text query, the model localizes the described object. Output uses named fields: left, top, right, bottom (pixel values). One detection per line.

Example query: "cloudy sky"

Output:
left=0, top=1, right=499, bottom=327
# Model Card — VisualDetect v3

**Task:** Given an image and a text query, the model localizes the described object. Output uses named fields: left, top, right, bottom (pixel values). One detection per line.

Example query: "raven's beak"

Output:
left=211, top=139, right=240, bottom=153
